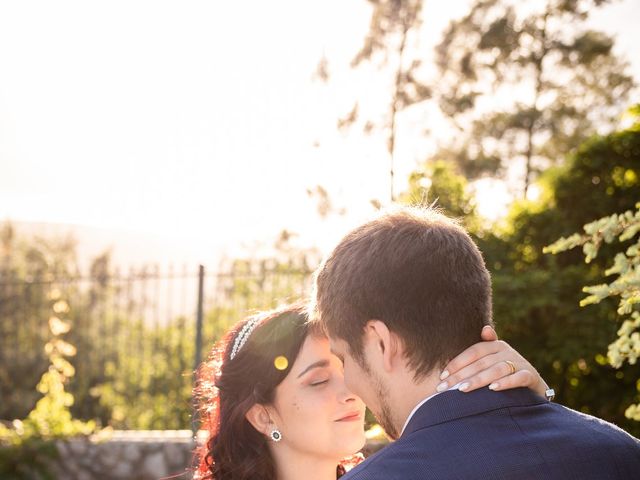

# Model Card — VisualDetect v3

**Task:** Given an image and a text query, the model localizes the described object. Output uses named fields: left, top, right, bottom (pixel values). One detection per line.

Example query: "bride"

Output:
left=193, top=304, right=549, bottom=480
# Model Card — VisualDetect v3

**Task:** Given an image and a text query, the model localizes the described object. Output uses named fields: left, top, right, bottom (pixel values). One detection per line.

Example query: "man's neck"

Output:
left=388, top=370, right=441, bottom=437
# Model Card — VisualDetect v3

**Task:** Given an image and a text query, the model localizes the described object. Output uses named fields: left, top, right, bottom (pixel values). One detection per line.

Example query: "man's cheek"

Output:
left=342, top=368, right=353, bottom=390
left=344, top=368, right=360, bottom=395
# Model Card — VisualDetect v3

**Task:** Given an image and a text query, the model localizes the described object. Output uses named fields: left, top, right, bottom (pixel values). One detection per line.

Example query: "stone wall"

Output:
left=51, top=430, right=195, bottom=480
left=44, top=430, right=387, bottom=479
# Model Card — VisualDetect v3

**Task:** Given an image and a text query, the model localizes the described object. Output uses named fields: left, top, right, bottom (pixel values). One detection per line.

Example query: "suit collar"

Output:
left=402, top=387, right=547, bottom=437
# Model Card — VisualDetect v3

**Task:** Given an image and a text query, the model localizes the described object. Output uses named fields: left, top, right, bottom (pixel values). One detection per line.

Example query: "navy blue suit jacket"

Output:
left=344, top=387, right=640, bottom=479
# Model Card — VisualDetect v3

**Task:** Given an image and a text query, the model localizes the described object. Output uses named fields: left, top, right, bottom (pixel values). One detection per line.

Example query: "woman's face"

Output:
left=269, top=334, right=366, bottom=461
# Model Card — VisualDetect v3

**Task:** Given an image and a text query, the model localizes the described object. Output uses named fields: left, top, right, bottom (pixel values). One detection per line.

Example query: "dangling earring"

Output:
left=270, top=427, right=282, bottom=442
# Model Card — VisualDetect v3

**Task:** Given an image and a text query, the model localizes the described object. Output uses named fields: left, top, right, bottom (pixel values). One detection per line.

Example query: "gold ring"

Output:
left=505, top=360, right=517, bottom=375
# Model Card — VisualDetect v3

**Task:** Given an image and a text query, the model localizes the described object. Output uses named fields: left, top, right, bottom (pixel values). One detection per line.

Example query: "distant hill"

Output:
left=5, top=221, right=224, bottom=271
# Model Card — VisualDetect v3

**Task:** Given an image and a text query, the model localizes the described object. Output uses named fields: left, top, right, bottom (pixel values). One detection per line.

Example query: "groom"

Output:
left=312, top=207, right=640, bottom=479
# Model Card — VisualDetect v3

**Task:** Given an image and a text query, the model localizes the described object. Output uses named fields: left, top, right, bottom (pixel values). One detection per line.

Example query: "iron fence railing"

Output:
left=0, top=259, right=313, bottom=429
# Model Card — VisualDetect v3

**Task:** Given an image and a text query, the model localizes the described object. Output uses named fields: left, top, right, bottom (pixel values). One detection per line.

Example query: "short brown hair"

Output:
left=312, top=207, right=493, bottom=378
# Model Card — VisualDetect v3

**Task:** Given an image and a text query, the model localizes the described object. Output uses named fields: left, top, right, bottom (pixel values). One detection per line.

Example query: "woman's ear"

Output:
left=245, top=403, right=272, bottom=436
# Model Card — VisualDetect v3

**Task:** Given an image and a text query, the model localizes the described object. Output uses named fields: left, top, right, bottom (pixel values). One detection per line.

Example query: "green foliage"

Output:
left=629, top=104, right=640, bottom=118
left=93, top=256, right=313, bottom=429
left=433, top=0, right=634, bottom=195
left=0, top=291, right=95, bottom=479
left=0, top=225, right=80, bottom=421
left=402, top=112, right=640, bottom=434
left=343, top=1, right=633, bottom=202
left=545, top=203, right=640, bottom=419
left=91, top=306, right=252, bottom=429
left=1, top=226, right=316, bottom=431
left=90, top=317, right=196, bottom=429
left=400, top=160, right=479, bottom=230
left=476, top=108, right=640, bottom=435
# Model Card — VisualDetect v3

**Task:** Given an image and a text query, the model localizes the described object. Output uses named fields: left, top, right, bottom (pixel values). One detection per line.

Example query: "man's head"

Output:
left=312, top=207, right=493, bottom=434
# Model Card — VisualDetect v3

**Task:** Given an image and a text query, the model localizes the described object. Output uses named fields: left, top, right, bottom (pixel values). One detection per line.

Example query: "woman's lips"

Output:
left=336, top=412, right=362, bottom=422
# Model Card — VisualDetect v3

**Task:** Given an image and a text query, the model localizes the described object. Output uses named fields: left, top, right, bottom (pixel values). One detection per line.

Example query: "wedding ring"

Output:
left=505, top=360, right=517, bottom=375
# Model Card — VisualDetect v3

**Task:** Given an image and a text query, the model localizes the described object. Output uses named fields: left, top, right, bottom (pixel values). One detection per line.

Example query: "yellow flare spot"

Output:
left=365, top=424, right=386, bottom=440
left=274, top=356, right=289, bottom=371
left=48, top=288, right=61, bottom=301
left=53, top=300, right=70, bottom=314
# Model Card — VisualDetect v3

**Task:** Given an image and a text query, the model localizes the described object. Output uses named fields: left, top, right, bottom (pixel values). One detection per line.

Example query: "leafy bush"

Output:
left=545, top=202, right=640, bottom=420
left=0, top=291, right=95, bottom=479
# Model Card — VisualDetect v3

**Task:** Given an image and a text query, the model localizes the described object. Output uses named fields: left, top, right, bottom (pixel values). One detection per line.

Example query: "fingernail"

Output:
left=436, top=382, right=448, bottom=392
left=489, top=383, right=499, bottom=390
left=440, top=370, right=450, bottom=380
left=458, top=382, right=470, bottom=392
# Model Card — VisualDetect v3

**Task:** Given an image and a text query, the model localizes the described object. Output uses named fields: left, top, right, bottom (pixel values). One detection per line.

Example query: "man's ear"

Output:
left=245, top=403, right=272, bottom=436
left=365, top=320, right=400, bottom=373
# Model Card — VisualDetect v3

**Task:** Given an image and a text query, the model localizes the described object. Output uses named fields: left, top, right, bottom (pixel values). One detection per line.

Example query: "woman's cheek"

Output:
left=304, top=387, right=334, bottom=415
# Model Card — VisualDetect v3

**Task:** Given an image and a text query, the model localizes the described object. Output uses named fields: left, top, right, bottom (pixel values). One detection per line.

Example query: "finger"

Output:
left=437, top=353, right=502, bottom=392
left=440, top=341, right=506, bottom=380
left=481, top=325, right=498, bottom=341
left=488, top=370, right=537, bottom=392
left=457, top=361, right=519, bottom=393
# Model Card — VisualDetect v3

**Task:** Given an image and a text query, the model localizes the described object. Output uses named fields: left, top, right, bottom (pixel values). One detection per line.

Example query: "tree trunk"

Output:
left=524, top=12, right=549, bottom=198
left=388, top=19, right=411, bottom=203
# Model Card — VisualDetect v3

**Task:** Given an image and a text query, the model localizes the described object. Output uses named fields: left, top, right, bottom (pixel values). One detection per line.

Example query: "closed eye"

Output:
left=310, top=379, right=329, bottom=387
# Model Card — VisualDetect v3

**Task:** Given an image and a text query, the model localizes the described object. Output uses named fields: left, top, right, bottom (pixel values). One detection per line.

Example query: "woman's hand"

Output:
left=436, top=326, right=549, bottom=397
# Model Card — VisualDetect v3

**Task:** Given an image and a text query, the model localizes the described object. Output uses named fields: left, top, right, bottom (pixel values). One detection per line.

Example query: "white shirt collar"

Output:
left=400, top=382, right=462, bottom=436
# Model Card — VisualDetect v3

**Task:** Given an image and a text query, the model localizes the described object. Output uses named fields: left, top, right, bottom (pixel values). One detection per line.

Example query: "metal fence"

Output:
left=0, top=259, right=314, bottom=430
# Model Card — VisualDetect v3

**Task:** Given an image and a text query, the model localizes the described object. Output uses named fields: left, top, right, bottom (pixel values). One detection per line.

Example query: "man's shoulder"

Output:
left=341, top=436, right=424, bottom=480
left=343, top=394, right=640, bottom=480
left=406, top=387, right=640, bottom=450
left=534, top=400, right=640, bottom=447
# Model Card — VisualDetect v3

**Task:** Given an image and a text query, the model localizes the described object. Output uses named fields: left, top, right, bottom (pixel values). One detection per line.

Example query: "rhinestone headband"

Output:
left=230, top=316, right=260, bottom=360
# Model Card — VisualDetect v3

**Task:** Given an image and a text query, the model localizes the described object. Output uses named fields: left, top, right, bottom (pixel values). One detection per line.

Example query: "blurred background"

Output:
left=1, top=0, right=639, bottom=468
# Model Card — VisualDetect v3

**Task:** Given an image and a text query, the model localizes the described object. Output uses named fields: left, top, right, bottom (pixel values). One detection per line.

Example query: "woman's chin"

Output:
left=335, top=432, right=367, bottom=458
left=353, top=435, right=367, bottom=452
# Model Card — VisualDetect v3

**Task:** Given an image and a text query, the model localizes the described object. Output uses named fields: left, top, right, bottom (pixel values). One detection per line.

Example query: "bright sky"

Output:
left=1, top=0, right=638, bottom=263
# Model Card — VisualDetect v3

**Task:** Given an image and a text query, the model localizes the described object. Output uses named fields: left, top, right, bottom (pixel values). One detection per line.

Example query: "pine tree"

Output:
left=433, top=0, right=634, bottom=196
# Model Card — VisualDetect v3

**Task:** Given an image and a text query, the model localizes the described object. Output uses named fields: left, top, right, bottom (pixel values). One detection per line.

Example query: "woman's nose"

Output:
left=336, top=378, right=357, bottom=403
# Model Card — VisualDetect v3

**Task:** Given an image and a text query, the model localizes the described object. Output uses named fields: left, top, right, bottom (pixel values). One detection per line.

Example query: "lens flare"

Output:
left=274, top=355, right=289, bottom=370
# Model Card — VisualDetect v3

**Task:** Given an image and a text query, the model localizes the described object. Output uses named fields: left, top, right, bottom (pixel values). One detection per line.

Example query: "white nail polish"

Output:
left=436, top=382, right=448, bottom=392
left=440, top=370, right=450, bottom=380
left=489, top=383, right=499, bottom=390
left=458, top=382, right=470, bottom=392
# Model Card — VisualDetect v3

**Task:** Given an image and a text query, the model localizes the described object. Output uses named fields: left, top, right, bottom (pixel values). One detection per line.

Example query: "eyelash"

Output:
left=310, top=379, right=329, bottom=387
